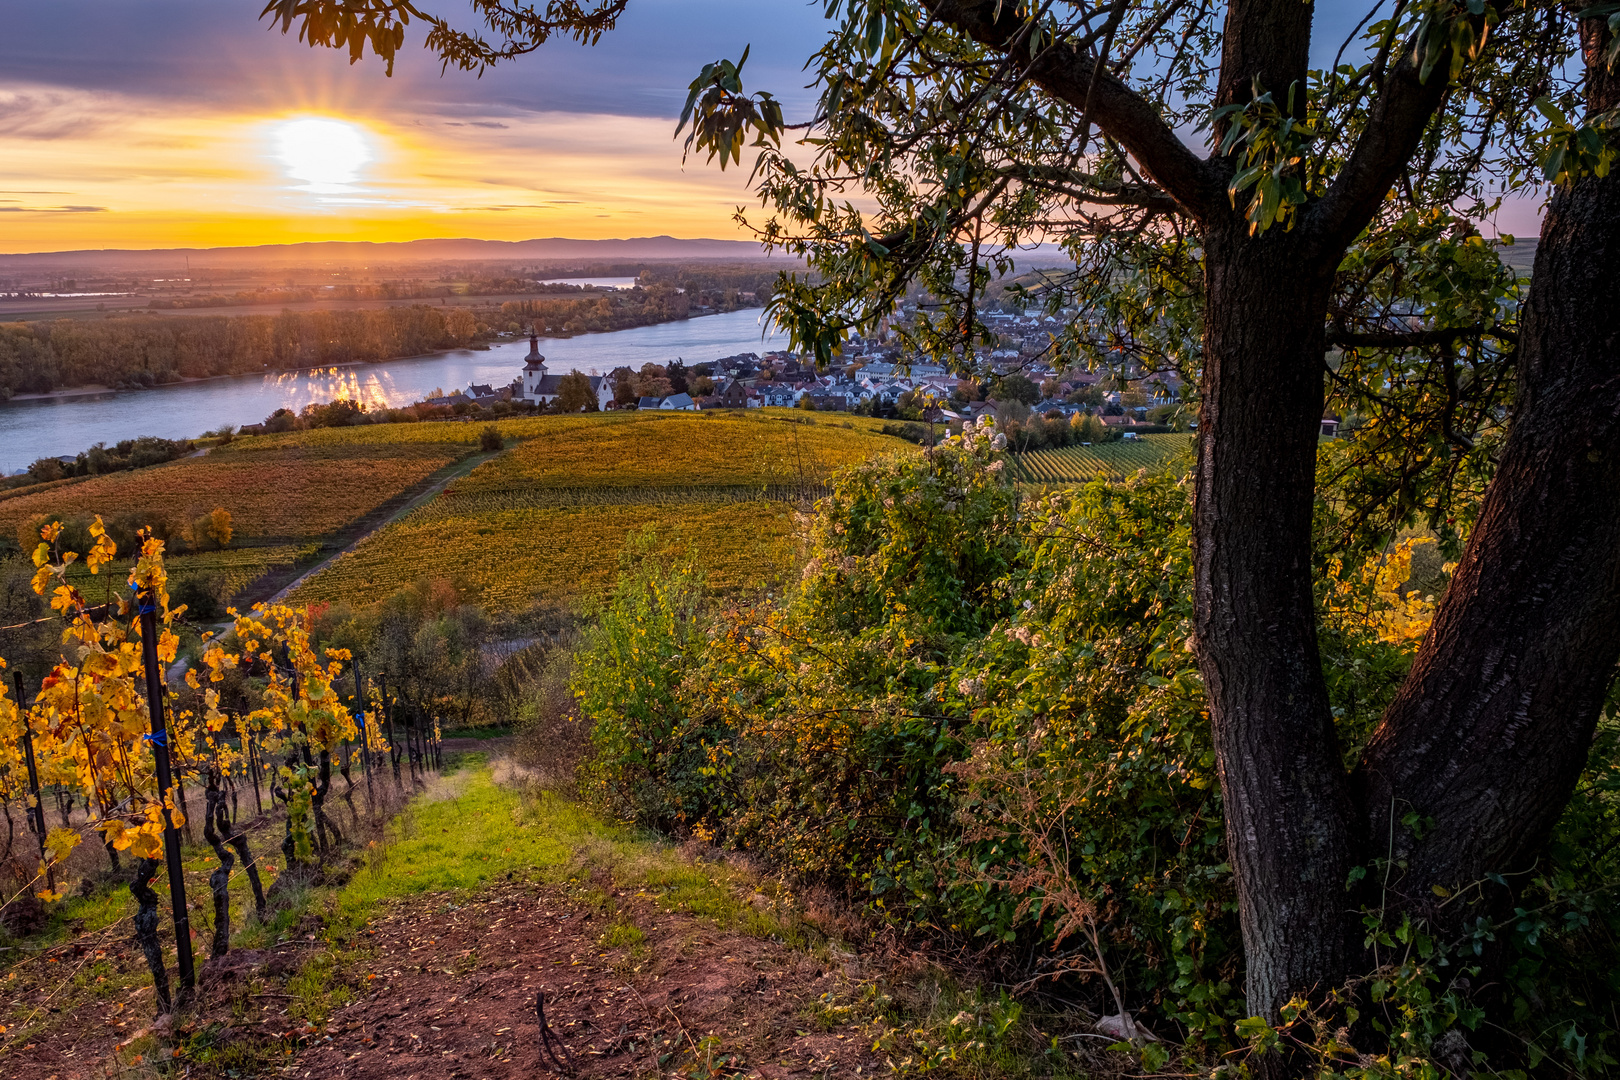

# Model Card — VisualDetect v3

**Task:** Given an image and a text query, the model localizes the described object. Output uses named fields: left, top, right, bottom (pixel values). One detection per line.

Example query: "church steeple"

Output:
left=523, top=324, right=546, bottom=372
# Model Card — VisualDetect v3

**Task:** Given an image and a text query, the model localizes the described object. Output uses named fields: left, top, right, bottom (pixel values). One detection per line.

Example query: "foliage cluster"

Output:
left=496, top=283, right=690, bottom=334
left=572, top=426, right=1620, bottom=1076
left=15, top=436, right=193, bottom=490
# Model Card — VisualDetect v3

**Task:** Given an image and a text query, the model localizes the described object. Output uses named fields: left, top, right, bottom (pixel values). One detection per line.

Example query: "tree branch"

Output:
left=921, top=0, right=1224, bottom=218
left=1329, top=325, right=1518, bottom=350
left=1308, top=19, right=1475, bottom=251
left=1008, top=163, right=1184, bottom=212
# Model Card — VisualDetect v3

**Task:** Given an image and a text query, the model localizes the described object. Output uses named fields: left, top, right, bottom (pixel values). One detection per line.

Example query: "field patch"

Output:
left=289, top=500, right=796, bottom=612
left=1013, top=433, right=1193, bottom=484
left=286, top=412, right=904, bottom=612
left=461, top=412, right=900, bottom=492
left=0, top=439, right=468, bottom=547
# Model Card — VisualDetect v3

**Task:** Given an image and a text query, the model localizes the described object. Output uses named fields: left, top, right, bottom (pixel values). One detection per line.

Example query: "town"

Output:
left=423, top=310, right=1191, bottom=437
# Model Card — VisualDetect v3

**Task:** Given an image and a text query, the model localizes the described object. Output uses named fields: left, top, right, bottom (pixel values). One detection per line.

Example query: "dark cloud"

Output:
left=0, top=205, right=109, bottom=213
left=0, top=0, right=827, bottom=121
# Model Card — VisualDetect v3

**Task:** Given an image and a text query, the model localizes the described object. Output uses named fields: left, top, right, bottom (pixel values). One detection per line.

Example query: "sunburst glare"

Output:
left=273, top=116, right=372, bottom=194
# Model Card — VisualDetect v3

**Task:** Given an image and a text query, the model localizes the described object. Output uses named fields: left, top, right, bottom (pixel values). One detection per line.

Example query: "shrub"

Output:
left=571, top=423, right=1620, bottom=1072
left=170, top=572, right=226, bottom=621
left=188, top=506, right=234, bottom=551
left=479, top=424, right=504, bottom=452
left=572, top=530, right=713, bottom=830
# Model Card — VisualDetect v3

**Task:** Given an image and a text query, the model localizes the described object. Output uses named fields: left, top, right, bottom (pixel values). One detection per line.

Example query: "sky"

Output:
left=0, top=0, right=829, bottom=252
left=0, top=1, right=1543, bottom=254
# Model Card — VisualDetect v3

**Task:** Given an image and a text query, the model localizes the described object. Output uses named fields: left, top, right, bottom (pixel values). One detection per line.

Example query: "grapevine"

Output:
left=0, top=516, right=409, bottom=1015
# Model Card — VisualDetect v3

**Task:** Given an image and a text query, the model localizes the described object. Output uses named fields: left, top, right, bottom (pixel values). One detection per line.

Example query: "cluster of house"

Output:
left=459, top=328, right=1186, bottom=423
left=419, top=323, right=1342, bottom=440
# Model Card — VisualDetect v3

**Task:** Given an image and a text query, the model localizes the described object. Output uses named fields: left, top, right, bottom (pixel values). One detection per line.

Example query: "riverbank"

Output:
left=0, top=308, right=787, bottom=473
left=1, top=307, right=761, bottom=404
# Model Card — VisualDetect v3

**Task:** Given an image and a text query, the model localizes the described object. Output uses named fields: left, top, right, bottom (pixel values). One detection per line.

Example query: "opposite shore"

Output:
left=2, top=309, right=756, bottom=405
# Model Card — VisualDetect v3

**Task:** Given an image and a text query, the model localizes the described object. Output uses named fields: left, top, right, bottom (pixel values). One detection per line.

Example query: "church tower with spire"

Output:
left=520, top=326, right=548, bottom=402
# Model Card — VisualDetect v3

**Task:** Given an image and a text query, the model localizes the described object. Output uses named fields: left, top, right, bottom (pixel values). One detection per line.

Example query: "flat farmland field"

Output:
left=1013, top=434, right=1193, bottom=484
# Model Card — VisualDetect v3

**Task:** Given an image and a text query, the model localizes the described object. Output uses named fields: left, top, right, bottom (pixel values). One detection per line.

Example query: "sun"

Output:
left=273, top=117, right=373, bottom=194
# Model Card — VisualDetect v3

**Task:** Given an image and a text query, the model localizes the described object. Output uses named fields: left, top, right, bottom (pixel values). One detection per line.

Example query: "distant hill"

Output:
left=0, top=236, right=1081, bottom=273
left=0, top=236, right=777, bottom=272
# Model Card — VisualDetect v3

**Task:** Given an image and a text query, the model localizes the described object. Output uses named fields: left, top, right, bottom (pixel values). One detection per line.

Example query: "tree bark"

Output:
left=1357, top=19, right=1620, bottom=914
left=924, top=0, right=1463, bottom=1029
left=226, top=819, right=267, bottom=919
left=1194, top=222, right=1357, bottom=1021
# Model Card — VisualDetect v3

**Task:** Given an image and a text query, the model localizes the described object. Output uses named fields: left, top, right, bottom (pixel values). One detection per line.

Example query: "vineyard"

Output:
left=63, top=543, right=323, bottom=607
left=458, top=411, right=899, bottom=492
left=0, top=439, right=469, bottom=546
left=0, top=409, right=912, bottom=1068
left=0, top=426, right=501, bottom=617
left=286, top=412, right=904, bottom=613
left=0, top=522, right=476, bottom=1070
left=1011, top=433, right=1193, bottom=483
left=287, top=501, right=795, bottom=612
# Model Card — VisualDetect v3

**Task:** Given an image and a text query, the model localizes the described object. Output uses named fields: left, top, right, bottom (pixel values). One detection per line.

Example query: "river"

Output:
left=0, top=308, right=788, bottom=474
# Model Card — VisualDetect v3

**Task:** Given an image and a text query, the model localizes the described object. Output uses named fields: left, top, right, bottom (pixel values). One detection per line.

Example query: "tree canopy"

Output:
left=268, top=1, right=1620, bottom=1069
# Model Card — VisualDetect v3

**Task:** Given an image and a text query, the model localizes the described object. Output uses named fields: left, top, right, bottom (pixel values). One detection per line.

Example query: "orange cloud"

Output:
left=0, top=84, right=766, bottom=251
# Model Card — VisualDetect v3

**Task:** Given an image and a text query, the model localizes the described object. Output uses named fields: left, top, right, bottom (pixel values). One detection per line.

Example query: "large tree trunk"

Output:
left=1357, top=20, right=1620, bottom=915
left=1195, top=222, right=1357, bottom=1021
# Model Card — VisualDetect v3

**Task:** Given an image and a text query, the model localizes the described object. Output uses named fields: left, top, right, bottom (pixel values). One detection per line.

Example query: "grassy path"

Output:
left=1, top=761, right=871, bottom=1079
left=2, top=759, right=1089, bottom=1080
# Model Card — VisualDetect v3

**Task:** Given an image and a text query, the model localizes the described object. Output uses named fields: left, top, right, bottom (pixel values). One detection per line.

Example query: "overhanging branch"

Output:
left=921, top=0, right=1224, bottom=219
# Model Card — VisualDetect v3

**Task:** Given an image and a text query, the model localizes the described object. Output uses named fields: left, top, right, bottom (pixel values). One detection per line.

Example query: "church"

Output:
left=518, top=329, right=615, bottom=411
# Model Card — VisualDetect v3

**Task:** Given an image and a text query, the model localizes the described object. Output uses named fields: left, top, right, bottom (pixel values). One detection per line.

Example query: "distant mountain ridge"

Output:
left=0, top=236, right=776, bottom=270
left=0, top=236, right=1082, bottom=272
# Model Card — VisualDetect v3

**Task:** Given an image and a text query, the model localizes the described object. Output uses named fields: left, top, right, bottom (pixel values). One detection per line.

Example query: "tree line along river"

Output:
left=0, top=308, right=788, bottom=474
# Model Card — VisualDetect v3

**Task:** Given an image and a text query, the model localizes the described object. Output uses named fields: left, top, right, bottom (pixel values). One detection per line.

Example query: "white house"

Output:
left=518, top=330, right=614, bottom=411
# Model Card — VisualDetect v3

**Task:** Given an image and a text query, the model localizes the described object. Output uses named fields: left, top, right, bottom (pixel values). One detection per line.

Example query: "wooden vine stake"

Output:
left=11, top=671, right=52, bottom=896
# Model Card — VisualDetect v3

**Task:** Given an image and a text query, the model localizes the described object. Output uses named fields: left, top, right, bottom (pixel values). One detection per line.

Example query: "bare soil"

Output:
left=295, top=881, right=877, bottom=1079
left=0, top=879, right=877, bottom=1079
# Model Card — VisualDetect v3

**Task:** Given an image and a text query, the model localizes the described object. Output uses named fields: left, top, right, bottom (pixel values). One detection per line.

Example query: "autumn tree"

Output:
left=205, top=508, right=233, bottom=549
left=264, top=0, right=1620, bottom=1047
left=555, top=369, right=598, bottom=412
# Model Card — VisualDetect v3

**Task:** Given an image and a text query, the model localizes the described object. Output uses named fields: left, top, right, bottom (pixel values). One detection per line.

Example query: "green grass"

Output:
left=441, top=723, right=515, bottom=740
left=329, top=759, right=787, bottom=940
left=12, top=758, right=1094, bottom=1080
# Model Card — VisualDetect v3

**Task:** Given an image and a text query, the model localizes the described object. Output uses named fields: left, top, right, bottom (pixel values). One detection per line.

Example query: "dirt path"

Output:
left=295, top=881, right=877, bottom=1079
left=267, top=447, right=500, bottom=604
